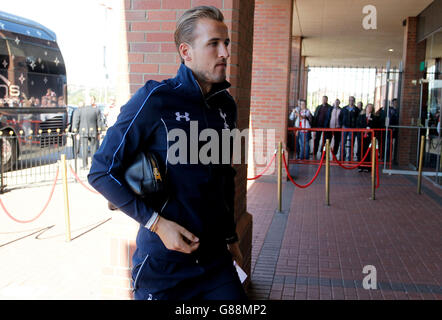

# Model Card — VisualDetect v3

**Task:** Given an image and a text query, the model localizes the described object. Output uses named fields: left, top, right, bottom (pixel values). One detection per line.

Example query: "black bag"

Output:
left=124, top=151, right=165, bottom=197
left=108, top=151, right=166, bottom=211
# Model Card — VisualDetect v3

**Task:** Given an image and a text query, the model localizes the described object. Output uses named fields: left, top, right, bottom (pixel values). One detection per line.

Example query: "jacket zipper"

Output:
left=132, top=254, right=149, bottom=292
left=193, top=80, right=227, bottom=177
left=206, top=88, right=227, bottom=101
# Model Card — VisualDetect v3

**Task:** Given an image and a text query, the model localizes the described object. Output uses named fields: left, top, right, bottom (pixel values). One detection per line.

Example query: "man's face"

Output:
left=335, top=99, right=340, bottom=107
left=90, top=97, right=96, bottom=105
left=182, top=18, right=230, bottom=85
left=349, top=97, right=355, bottom=105
left=322, top=96, right=328, bottom=105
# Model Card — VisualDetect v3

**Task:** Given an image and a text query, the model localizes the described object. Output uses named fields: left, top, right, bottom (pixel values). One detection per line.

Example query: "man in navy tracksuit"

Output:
left=87, top=6, right=247, bottom=300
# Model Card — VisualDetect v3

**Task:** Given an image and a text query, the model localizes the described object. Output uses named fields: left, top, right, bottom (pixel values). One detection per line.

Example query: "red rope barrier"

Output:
left=331, top=146, right=371, bottom=170
left=68, top=165, right=100, bottom=194
left=247, top=152, right=277, bottom=181
left=282, top=148, right=325, bottom=188
left=0, top=168, right=59, bottom=224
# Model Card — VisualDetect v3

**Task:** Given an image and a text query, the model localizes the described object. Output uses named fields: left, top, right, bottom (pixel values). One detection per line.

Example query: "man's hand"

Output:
left=154, top=216, right=200, bottom=254
left=227, top=241, right=243, bottom=267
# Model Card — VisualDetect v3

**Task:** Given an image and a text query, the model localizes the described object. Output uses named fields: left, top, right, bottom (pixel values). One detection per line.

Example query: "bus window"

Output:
left=0, top=38, right=8, bottom=63
left=0, top=10, right=68, bottom=169
left=5, top=38, right=26, bottom=70
left=0, top=38, right=9, bottom=101
left=1, top=36, right=66, bottom=107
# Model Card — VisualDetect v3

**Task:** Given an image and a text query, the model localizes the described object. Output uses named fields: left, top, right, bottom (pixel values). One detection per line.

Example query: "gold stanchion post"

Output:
left=417, top=135, right=425, bottom=194
left=61, top=154, right=71, bottom=242
left=325, top=139, right=330, bottom=206
left=371, top=136, right=376, bottom=200
left=277, top=141, right=282, bottom=212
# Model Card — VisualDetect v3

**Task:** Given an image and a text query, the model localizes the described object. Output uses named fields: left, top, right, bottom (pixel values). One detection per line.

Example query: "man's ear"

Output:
left=179, top=43, right=192, bottom=63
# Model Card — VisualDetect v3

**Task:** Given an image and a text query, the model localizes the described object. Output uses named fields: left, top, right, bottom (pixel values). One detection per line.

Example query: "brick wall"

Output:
left=289, top=36, right=302, bottom=107
left=105, top=0, right=255, bottom=299
left=100, top=214, right=139, bottom=299
left=398, top=17, right=427, bottom=167
left=250, top=0, right=293, bottom=178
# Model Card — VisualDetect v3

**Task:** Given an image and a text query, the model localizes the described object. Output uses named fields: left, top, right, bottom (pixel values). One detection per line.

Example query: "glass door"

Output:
left=426, top=79, right=442, bottom=184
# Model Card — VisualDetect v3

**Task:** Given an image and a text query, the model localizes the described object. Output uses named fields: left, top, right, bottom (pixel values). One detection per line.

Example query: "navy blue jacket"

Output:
left=312, top=103, right=332, bottom=128
left=339, top=105, right=361, bottom=128
left=88, top=63, right=238, bottom=264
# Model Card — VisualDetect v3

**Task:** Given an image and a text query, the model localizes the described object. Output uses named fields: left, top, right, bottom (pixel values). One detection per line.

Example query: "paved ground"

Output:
left=247, top=163, right=442, bottom=300
left=0, top=161, right=441, bottom=300
left=0, top=165, right=111, bottom=299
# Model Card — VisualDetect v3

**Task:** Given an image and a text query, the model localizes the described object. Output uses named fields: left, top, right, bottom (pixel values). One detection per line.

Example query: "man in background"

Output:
left=329, top=98, right=342, bottom=156
left=312, top=95, right=332, bottom=159
left=104, top=96, right=119, bottom=128
left=72, top=96, right=103, bottom=169
left=339, top=96, right=360, bottom=161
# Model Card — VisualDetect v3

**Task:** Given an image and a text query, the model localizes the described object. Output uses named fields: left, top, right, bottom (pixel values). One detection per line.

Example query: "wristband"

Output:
left=151, top=215, right=160, bottom=233
left=144, top=211, right=158, bottom=230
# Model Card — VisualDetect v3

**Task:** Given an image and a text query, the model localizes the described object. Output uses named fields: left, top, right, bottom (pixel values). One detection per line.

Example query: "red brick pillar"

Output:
left=104, top=0, right=254, bottom=299
left=289, top=36, right=302, bottom=107
left=398, top=17, right=426, bottom=166
left=250, top=0, right=293, bottom=179
left=300, top=56, right=308, bottom=100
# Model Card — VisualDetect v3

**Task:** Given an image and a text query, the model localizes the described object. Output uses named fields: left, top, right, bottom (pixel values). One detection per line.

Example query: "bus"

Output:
left=0, top=10, right=68, bottom=171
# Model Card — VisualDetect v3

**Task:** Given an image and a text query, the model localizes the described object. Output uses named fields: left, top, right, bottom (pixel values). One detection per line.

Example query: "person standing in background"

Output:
left=312, top=96, right=332, bottom=159
left=104, top=96, right=120, bottom=128
left=288, top=99, right=301, bottom=158
left=72, top=96, right=104, bottom=169
left=381, top=98, right=399, bottom=163
left=339, top=96, right=360, bottom=161
left=329, top=99, right=342, bottom=156
left=295, top=99, right=312, bottom=160
left=357, top=103, right=380, bottom=172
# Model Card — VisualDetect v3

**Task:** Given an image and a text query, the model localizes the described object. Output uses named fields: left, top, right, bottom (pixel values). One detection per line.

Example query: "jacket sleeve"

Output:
left=356, top=115, right=365, bottom=129
left=224, top=97, right=239, bottom=244
left=312, top=106, right=319, bottom=127
left=223, top=165, right=238, bottom=244
left=338, top=108, right=344, bottom=128
left=326, top=106, right=333, bottom=127
left=307, top=110, right=313, bottom=124
left=338, top=109, right=343, bottom=127
left=87, top=85, right=163, bottom=227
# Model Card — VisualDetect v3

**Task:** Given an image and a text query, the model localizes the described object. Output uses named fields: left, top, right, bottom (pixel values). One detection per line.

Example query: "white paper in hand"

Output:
left=233, top=260, right=247, bottom=284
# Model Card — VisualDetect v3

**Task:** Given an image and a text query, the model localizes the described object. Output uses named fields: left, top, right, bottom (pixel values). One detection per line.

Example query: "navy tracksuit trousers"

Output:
left=132, top=253, right=247, bottom=300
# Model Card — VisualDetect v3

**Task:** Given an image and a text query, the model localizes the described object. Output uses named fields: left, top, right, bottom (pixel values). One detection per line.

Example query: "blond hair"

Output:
left=174, top=6, right=224, bottom=62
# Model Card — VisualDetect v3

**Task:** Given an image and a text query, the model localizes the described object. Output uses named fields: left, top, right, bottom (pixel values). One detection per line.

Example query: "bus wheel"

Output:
left=1, top=136, right=18, bottom=172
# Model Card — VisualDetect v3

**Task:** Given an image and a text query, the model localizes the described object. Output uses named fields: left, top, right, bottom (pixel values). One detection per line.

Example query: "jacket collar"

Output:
left=174, top=63, right=231, bottom=101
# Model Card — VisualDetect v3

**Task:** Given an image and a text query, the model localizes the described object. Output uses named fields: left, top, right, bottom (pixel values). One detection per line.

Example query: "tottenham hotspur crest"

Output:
left=218, top=108, right=229, bottom=129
